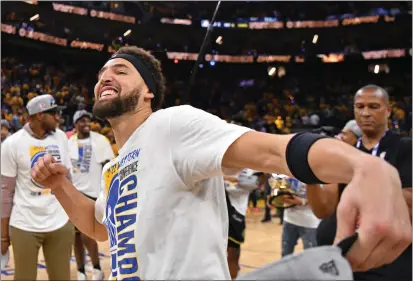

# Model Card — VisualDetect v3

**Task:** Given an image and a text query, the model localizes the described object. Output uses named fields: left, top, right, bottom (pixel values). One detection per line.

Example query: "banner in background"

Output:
left=2, top=24, right=411, bottom=64
left=22, top=1, right=400, bottom=29
left=51, top=2, right=136, bottom=24
left=168, top=15, right=399, bottom=29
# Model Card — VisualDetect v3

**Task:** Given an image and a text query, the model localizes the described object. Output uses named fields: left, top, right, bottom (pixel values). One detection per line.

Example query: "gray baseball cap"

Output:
left=343, top=120, right=362, bottom=138
left=26, top=94, right=60, bottom=115
left=237, top=233, right=357, bottom=280
left=236, top=246, right=353, bottom=280
left=1, top=120, right=10, bottom=129
left=73, top=110, right=93, bottom=124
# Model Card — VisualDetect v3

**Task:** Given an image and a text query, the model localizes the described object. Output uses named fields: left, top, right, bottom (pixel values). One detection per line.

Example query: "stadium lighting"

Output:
left=268, top=67, right=276, bottom=76
left=216, top=36, right=223, bottom=45
left=123, top=29, right=132, bottom=37
left=30, top=14, right=39, bottom=21
left=374, top=65, right=380, bottom=74
left=312, top=34, right=318, bottom=44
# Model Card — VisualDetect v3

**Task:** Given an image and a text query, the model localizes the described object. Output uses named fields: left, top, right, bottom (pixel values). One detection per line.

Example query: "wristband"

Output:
left=285, top=132, right=329, bottom=184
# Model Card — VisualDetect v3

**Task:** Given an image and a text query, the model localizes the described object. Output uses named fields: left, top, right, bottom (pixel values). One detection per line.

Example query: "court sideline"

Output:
left=1, top=210, right=304, bottom=280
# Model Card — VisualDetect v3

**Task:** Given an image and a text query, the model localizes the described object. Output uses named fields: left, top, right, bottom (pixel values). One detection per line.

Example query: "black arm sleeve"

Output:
left=285, top=132, right=330, bottom=184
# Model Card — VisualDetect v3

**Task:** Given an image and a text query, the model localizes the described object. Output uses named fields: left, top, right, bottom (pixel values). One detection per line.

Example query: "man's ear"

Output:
left=36, top=112, right=43, bottom=121
left=144, top=92, right=155, bottom=99
left=385, top=105, right=392, bottom=119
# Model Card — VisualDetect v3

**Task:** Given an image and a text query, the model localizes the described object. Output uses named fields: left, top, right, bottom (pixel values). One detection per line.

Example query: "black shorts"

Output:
left=75, top=193, right=97, bottom=234
left=228, top=205, right=246, bottom=249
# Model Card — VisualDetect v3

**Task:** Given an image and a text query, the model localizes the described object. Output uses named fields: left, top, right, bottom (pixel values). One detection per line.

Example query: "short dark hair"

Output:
left=114, top=46, right=166, bottom=110
left=355, top=84, right=390, bottom=105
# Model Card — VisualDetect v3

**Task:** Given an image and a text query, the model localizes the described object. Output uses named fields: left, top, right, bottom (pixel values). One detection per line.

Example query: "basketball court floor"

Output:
left=1, top=210, right=304, bottom=280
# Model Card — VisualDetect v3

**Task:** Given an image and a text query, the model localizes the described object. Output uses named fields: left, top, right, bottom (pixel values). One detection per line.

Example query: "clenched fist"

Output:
left=31, top=154, right=69, bottom=190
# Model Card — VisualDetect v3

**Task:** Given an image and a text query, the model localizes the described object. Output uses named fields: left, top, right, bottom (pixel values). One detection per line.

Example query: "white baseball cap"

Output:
left=26, top=94, right=65, bottom=115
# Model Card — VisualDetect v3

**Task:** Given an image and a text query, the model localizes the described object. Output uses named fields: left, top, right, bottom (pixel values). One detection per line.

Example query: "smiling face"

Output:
left=75, top=116, right=91, bottom=136
left=92, top=58, right=148, bottom=120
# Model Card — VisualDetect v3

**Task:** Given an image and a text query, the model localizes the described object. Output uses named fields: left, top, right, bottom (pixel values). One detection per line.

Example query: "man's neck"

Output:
left=77, top=132, right=90, bottom=139
left=109, top=108, right=152, bottom=150
left=361, top=127, right=388, bottom=150
left=29, top=122, right=47, bottom=139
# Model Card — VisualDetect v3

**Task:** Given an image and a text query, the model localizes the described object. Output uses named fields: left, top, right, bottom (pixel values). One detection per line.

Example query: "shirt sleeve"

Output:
left=170, top=105, right=252, bottom=185
left=1, top=137, right=17, bottom=177
left=95, top=164, right=108, bottom=224
left=95, top=135, right=115, bottom=164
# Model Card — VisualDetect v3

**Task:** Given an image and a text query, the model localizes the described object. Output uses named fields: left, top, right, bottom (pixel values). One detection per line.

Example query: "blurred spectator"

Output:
left=1, top=120, right=11, bottom=141
left=1, top=55, right=411, bottom=152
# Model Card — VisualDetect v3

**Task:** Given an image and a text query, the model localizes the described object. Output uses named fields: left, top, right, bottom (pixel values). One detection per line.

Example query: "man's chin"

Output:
left=360, top=126, right=377, bottom=135
left=93, top=91, right=139, bottom=120
left=92, top=100, right=123, bottom=120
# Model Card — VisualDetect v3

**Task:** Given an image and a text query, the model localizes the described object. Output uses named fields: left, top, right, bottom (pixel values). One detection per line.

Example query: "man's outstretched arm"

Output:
left=222, top=132, right=358, bottom=184
left=222, top=131, right=411, bottom=272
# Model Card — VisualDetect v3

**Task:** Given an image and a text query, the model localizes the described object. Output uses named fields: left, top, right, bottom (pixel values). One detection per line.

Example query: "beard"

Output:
left=93, top=89, right=140, bottom=120
left=79, top=130, right=90, bottom=138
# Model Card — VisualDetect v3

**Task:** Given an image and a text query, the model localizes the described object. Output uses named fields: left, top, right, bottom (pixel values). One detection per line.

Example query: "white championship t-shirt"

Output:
left=283, top=178, right=320, bottom=229
left=70, top=132, right=115, bottom=198
left=94, top=105, right=251, bottom=280
left=1, top=128, right=72, bottom=232
left=225, top=169, right=259, bottom=216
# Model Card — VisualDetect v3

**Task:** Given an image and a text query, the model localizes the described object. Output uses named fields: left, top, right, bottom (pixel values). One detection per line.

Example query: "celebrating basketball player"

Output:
left=31, top=47, right=411, bottom=279
left=69, top=110, right=115, bottom=280
left=1, top=95, right=74, bottom=280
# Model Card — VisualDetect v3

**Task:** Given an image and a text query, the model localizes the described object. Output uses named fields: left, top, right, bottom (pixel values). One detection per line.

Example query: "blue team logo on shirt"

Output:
left=104, top=171, right=120, bottom=279
left=73, top=143, right=92, bottom=174
left=29, top=145, right=61, bottom=189
left=103, top=160, right=140, bottom=280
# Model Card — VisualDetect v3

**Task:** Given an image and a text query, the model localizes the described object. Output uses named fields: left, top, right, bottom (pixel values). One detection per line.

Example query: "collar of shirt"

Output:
left=23, top=123, right=54, bottom=139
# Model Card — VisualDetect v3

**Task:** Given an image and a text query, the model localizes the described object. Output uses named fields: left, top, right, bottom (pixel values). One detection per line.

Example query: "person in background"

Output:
left=248, top=189, right=259, bottom=213
left=262, top=175, right=283, bottom=224
left=335, top=120, right=362, bottom=146
left=69, top=110, right=115, bottom=280
left=1, top=120, right=11, bottom=141
left=278, top=176, right=320, bottom=257
left=1, top=94, right=74, bottom=280
left=307, top=85, right=412, bottom=281
left=224, top=169, right=263, bottom=279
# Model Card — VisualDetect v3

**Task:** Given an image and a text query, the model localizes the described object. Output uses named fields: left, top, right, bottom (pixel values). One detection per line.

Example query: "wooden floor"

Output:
left=1, top=209, right=304, bottom=280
